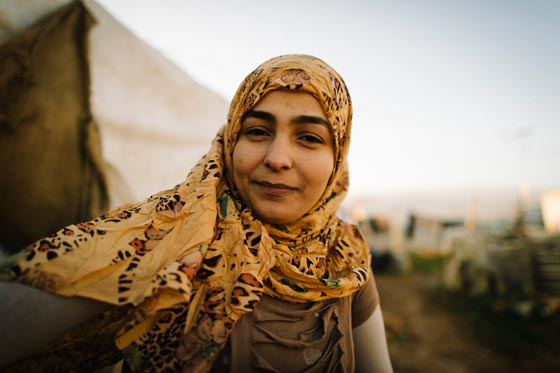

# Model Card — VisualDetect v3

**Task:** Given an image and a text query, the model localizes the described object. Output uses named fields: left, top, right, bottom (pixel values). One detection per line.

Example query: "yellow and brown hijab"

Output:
left=1, top=54, right=370, bottom=371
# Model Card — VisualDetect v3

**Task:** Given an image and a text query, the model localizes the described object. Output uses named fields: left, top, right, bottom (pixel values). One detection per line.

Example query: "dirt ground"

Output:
left=376, top=271, right=560, bottom=373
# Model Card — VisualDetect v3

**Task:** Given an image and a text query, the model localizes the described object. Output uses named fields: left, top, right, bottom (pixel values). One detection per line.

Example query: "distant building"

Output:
left=405, top=213, right=465, bottom=253
left=542, top=191, right=560, bottom=234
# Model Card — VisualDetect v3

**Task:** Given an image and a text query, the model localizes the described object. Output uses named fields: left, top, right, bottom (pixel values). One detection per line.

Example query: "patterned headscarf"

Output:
left=2, top=54, right=370, bottom=371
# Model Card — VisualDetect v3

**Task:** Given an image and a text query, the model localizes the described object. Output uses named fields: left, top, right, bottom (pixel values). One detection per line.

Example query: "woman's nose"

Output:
left=264, top=138, right=293, bottom=170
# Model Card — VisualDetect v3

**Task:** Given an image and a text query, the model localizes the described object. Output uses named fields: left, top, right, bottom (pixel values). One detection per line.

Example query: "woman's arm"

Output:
left=353, top=305, right=393, bottom=373
left=0, top=281, right=112, bottom=368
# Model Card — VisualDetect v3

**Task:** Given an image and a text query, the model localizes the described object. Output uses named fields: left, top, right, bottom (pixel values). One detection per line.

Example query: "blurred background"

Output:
left=1, top=0, right=559, bottom=371
left=96, top=0, right=560, bottom=236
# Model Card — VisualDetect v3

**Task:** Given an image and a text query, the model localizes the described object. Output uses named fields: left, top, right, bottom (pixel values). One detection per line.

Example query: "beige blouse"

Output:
left=212, top=275, right=379, bottom=372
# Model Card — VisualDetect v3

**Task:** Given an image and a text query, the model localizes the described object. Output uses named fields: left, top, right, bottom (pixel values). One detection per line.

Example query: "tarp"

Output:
left=0, top=0, right=228, bottom=252
left=1, top=0, right=228, bottom=202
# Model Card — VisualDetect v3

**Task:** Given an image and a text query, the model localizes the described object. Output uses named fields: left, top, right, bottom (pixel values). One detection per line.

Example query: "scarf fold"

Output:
left=2, top=54, right=370, bottom=372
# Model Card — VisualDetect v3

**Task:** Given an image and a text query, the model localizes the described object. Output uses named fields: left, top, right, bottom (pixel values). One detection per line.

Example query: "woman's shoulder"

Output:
left=351, top=272, right=380, bottom=327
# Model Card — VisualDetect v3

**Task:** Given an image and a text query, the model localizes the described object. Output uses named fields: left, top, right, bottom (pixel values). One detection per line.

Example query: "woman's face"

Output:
left=232, top=90, right=335, bottom=225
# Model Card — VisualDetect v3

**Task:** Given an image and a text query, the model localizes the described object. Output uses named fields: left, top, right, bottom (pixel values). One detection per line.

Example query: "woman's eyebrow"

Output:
left=242, top=111, right=330, bottom=128
left=242, top=110, right=275, bottom=123
left=292, top=115, right=330, bottom=128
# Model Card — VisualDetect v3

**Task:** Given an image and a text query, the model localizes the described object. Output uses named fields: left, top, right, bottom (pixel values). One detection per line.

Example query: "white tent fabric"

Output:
left=0, top=0, right=229, bottom=205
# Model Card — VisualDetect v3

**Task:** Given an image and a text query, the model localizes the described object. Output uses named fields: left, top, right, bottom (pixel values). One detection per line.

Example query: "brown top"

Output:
left=212, top=274, right=379, bottom=372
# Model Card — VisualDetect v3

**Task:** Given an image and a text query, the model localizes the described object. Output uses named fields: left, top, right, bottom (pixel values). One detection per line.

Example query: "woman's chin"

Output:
left=254, top=209, right=300, bottom=226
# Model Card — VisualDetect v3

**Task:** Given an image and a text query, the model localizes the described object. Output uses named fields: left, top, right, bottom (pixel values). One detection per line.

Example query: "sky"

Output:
left=96, top=0, right=559, bottom=203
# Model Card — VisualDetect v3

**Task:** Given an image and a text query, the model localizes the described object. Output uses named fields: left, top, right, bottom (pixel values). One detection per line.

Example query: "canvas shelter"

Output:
left=0, top=0, right=228, bottom=254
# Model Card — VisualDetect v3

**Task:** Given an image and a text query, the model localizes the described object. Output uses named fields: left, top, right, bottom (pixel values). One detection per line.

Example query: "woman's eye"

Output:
left=300, top=134, right=324, bottom=144
left=244, top=127, right=270, bottom=137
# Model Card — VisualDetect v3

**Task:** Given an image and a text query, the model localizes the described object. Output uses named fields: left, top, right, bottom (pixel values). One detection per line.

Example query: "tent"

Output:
left=0, top=0, right=228, bottom=252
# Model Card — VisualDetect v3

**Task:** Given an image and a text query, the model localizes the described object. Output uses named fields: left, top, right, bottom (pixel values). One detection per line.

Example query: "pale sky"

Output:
left=97, top=0, right=560, bottom=201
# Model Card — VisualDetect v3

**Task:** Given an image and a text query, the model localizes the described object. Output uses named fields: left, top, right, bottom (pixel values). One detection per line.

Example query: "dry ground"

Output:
left=376, top=271, right=560, bottom=373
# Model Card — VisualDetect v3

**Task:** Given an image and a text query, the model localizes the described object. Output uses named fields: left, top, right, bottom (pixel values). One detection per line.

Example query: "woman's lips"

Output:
left=255, top=181, right=296, bottom=196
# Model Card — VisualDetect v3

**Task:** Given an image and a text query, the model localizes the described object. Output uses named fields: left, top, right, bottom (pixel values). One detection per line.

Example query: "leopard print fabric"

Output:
left=1, top=54, right=370, bottom=372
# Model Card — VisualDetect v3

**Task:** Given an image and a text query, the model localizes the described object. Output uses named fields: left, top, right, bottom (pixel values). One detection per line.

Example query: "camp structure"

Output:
left=0, top=0, right=228, bottom=254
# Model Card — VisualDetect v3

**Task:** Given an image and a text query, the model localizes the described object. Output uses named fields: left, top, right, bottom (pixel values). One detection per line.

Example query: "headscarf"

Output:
left=1, top=54, right=370, bottom=372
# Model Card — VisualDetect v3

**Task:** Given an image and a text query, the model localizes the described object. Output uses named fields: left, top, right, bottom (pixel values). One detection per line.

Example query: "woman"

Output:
left=0, top=54, right=392, bottom=372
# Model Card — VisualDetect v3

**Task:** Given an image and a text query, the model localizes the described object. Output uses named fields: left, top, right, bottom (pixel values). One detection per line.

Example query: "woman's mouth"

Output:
left=255, top=181, right=297, bottom=196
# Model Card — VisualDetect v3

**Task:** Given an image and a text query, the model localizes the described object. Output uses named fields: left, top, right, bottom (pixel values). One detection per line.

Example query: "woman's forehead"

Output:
left=251, top=90, right=327, bottom=116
